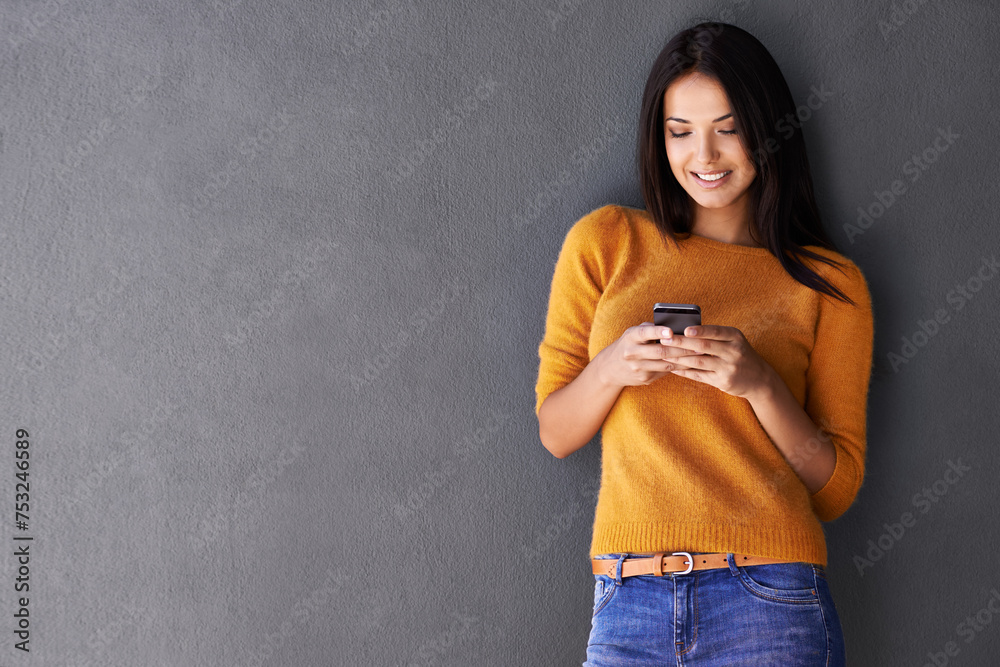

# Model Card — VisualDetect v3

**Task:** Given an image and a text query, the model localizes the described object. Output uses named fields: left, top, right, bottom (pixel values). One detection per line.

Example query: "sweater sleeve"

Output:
left=534, top=205, right=624, bottom=417
left=805, top=259, right=875, bottom=522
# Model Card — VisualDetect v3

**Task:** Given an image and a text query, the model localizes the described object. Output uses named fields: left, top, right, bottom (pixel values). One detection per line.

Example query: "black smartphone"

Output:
left=653, top=303, right=701, bottom=337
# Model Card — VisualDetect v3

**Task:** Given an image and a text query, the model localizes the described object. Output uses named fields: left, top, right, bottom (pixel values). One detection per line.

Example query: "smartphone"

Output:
left=653, top=303, right=701, bottom=337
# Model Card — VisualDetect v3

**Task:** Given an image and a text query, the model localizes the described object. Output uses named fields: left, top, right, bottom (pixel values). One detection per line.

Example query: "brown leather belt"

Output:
left=591, top=552, right=806, bottom=578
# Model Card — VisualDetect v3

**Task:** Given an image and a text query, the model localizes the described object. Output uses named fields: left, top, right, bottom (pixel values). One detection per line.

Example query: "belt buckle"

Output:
left=672, top=551, right=694, bottom=575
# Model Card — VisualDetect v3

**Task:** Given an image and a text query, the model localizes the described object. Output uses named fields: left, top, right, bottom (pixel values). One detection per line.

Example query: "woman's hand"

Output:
left=660, top=325, right=776, bottom=400
left=596, top=322, right=704, bottom=388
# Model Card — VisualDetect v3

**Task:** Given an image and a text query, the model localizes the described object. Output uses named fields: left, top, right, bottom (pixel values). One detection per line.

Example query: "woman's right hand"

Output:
left=596, top=322, right=704, bottom=388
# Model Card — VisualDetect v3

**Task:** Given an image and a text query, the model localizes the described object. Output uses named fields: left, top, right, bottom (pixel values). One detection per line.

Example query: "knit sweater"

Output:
left=535, top=204, right=874, bottom=566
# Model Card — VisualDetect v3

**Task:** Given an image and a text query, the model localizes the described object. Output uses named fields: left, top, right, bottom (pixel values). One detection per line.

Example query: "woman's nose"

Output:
left=696, top=135, right=720, bottom=162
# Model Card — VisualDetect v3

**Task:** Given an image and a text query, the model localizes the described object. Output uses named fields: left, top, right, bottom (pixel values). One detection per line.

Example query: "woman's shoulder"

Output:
left=561, top=204, right=633, bottom=248
left=798, top=244, right=872, bottom=303
left=799, top=244, right=865, bottom=277
left=553, top=204, right=639, bottom=271
left=568, top=203, right=654, bottom=243
left=568, top=203, right=631, bottom=232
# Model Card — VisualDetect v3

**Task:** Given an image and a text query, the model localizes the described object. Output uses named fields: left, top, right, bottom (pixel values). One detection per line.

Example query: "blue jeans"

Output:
left=585, top=553, right=845, bottom=666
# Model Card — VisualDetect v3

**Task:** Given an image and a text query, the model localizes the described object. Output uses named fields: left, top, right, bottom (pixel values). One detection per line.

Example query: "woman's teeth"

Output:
left=694, top=171, right=732, bottom=182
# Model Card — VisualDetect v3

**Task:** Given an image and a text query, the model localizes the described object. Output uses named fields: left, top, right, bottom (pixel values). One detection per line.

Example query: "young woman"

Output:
left=534, top=22, right=873, bottom=665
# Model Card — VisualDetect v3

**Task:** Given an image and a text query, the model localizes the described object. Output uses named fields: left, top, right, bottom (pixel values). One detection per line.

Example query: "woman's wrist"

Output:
left=744, top=363, right=780, bottom=406
left=592, top=344, right=620, bottom=390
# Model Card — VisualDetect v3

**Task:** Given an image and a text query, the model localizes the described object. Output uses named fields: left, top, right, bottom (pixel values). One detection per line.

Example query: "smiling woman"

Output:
left=535, top=20, right=874, bottom=666
left=662, top=73, right=761, bottom=246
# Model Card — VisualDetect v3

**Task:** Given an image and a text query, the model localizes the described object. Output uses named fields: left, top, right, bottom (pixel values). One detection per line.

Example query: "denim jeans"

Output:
left=585, top=553, right=845, bottom=666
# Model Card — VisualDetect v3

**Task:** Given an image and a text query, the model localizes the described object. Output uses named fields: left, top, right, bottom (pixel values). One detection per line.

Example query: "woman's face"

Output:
left=662, top=72, right=756, bottom=213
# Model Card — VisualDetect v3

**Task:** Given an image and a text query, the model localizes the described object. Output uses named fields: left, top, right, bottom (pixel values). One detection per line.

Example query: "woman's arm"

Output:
left=749, top=261, right=875, bottom=518
left=745, top=372, right=837, bottom=495
left=537, top=346, right=623, bottom=459
left=535, top=206, right=626, bottom=458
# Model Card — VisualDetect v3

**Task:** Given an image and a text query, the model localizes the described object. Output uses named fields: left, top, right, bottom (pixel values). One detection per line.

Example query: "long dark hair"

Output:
left=637, top=21, right=856, bottom=306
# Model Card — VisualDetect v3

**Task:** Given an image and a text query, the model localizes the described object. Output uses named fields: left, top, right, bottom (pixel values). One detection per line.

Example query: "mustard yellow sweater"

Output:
left=535, top=204, right=874, bottom=566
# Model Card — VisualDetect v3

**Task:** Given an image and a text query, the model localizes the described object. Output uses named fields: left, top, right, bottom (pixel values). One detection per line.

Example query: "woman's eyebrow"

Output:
left=665, top=113, right=733, bottom=123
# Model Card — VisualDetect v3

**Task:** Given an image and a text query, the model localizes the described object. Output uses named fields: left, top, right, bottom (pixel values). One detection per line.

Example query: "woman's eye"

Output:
left=667, top=129, right=738, bottom=139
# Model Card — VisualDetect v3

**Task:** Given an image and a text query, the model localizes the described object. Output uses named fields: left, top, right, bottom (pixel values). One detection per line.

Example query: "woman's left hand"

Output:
left=660, top=325, right=775, bottom=400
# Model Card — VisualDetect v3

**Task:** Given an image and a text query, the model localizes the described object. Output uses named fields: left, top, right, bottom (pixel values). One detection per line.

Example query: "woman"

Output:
left=534, top=21, right=873, bottom=665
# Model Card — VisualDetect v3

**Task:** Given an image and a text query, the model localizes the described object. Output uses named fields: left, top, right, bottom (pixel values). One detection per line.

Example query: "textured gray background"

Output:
left=0, top=0, right=998, bottom=665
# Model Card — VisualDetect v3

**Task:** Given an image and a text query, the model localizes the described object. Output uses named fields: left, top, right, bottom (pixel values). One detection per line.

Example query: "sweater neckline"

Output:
left=680, top=232, right=773, bottom=256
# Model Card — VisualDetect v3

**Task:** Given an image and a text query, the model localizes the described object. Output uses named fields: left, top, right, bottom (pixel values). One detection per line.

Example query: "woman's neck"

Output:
left=688, top=196, right=761, bottom=247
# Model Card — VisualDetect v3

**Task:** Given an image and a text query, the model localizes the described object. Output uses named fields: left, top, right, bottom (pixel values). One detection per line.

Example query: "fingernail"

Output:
left=686, top=327, right=697, bottom=336
left=662, top=329, right=672, bottom=338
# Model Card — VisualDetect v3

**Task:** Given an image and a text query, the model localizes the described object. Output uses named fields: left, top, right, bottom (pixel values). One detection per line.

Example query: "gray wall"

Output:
left=1, top=0, right=998, bottom=665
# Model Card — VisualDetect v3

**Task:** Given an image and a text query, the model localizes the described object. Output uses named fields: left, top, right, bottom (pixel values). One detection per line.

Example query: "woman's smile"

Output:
left=691, top=170, right=734, bottom=187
